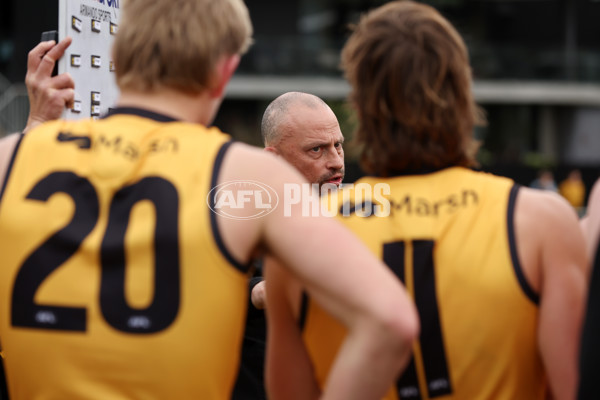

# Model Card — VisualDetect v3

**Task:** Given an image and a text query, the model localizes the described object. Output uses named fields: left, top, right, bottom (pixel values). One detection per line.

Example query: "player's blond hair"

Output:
left=113, top=0, right=252, bottom=94
left=342, top=0, right=483, bottom=176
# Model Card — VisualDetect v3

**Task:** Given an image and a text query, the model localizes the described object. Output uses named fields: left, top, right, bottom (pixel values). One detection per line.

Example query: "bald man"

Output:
left=233, top=92, right=346, bottom=400
left=262, top=92, right=345, bottom=188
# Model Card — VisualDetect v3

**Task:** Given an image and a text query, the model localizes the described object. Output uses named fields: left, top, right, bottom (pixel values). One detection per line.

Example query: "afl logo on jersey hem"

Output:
left=208, top=180, right=279, bottom=220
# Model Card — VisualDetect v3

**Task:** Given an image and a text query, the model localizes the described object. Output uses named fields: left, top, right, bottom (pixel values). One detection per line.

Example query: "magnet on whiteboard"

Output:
left=92, top=19, right=102, bottom=33
left=110, top=23, right=118, bottom=35
left=72, top=16, right=82, bottom=32
left=91, top=91, right=101, bottom=105
left=91, top=55, right=102, bottom=68
left=71, top=54, right=82, bottom=67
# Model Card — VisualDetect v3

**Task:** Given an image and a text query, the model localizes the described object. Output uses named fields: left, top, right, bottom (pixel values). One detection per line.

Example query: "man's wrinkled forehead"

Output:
left=282, top=111, right=343, bottom=142
left=280, top=126, right=342, bottom=149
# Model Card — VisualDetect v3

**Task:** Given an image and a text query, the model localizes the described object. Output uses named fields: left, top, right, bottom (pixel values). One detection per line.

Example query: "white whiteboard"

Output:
left=57, top=0, right=121, bottom=120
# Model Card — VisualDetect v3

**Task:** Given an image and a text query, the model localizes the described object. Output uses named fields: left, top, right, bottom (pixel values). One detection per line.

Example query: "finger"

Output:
left=45, top=37, right=72, bottom=65
left=27, top=41, right=56, bottom=71
left=61, top=88, right=76, bottom=110
left=50, top=72, right=75, bottom=90
left=37, top=37, right=73, bottom=78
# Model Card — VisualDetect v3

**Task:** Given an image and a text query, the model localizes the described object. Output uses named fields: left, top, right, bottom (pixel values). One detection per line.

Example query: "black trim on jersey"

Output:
left=0, top=352, right=8, bottom=400
left=209, top=141, right=251, bottom=274
left=101, top=107, right=178, bottom=122
left=298, top=292, right=309, bottom=330
left=507, top=184, right=540, bottom=305
left=0, top=133, right=25, bottom=204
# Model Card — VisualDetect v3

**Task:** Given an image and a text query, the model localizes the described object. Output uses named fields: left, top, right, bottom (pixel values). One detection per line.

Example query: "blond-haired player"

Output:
left=0, top=0, right=418, bottom=398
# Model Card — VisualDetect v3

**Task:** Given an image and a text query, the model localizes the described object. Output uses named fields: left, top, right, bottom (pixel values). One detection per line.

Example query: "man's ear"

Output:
left=264, top=146, right=280, bottom=156
left=210, top=54, right=241, bottom=98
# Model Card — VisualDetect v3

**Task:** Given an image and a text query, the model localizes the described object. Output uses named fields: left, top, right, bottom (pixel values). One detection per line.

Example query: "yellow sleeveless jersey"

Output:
left=304, top=167, right=545, bottom=400
left=0, top=108, right=251, bottom=399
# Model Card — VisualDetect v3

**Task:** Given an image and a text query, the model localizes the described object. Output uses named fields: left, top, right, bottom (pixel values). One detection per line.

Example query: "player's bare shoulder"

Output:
left=515, top=186, right=582, bottom=251
left=517, top=185, right=580, bottom=228
left=219, top=142, right=308, bottom=187
left=513, top=185, right=587, bottom=291
left=213, top=142, right=313, bottom=266
left=517, top=185, right=586, bottom=263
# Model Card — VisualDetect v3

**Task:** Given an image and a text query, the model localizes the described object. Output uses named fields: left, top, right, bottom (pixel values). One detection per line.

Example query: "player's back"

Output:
left=304, top=167, right=546, bottom=400
left=0, top=108, right=250, bottom=399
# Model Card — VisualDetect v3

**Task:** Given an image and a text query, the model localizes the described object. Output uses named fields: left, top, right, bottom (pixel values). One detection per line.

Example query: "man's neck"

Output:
left=117, top=89, right=218, bottom=126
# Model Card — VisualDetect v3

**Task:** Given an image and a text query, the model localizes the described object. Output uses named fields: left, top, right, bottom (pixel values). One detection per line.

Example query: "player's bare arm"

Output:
left=265, top=256, right=320, bottom=399
left=515, top=187, right=588, bottom=400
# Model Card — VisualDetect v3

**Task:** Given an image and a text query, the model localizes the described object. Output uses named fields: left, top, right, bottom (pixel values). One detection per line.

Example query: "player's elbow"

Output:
left=371, top=295, right=420, bottom=367
left=391, top=302, right=420, bottom=362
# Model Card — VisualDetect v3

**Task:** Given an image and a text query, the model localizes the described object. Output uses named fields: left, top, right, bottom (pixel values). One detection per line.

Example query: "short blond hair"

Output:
left=114, top=0, right=253, bottom=94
